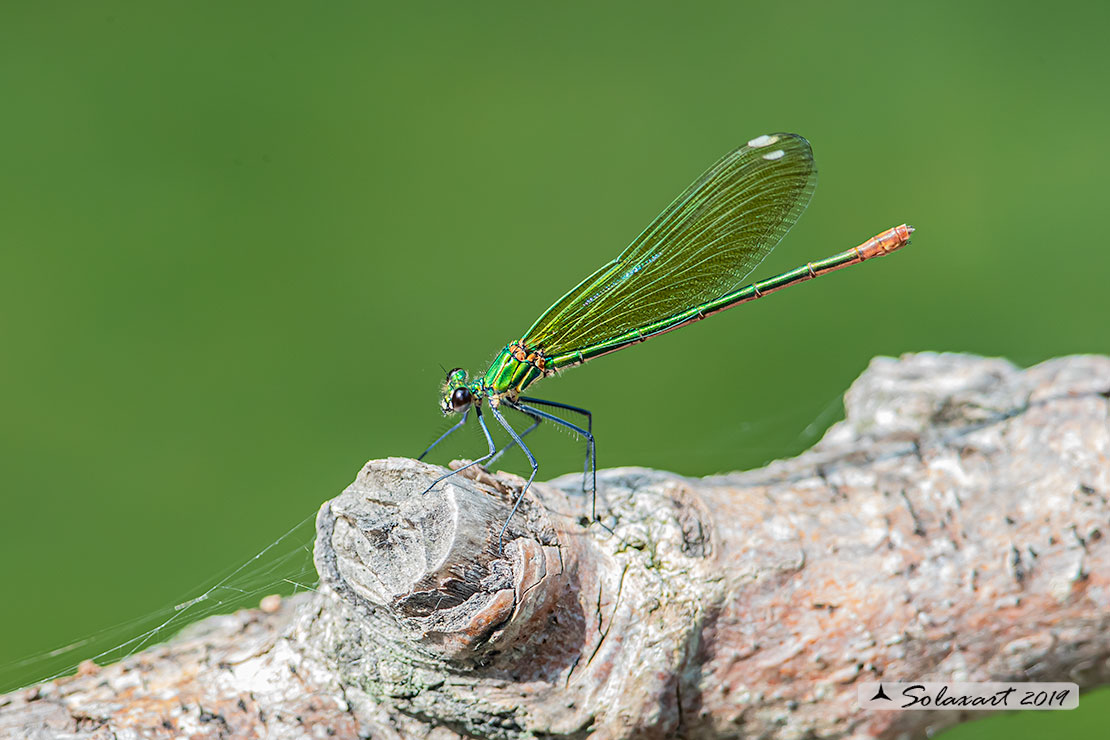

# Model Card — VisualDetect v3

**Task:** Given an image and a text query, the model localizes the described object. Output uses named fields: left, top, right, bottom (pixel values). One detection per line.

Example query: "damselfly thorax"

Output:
left=481, top=341, right=557, bottom=403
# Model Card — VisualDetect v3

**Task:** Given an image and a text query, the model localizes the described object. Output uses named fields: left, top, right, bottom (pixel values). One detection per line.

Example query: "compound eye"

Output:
left=450, top=387, right=472, bottom=410
left=446, top=367, right=463, bottom=381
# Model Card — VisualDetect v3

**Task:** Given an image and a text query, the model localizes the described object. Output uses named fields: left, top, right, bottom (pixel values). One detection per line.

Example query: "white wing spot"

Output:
left=762, top=149, right=786, bottom=161
left=747, top=134, right=778, bottom=148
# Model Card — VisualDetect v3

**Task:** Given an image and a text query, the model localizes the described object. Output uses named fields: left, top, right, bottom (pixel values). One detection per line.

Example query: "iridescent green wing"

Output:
left=523, top=133, right=817, bottom=357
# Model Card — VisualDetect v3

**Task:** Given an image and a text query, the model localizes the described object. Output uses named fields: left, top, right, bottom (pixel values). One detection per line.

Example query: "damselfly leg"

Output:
left=418, top=409, right=470, bottom=461
left=488, top=404, right=539, bottom=554
left=515, top=397, right=597, bottom=519
left=488, top=406, right=542, bottom=465
left=420, top=406, right=496, bottom=495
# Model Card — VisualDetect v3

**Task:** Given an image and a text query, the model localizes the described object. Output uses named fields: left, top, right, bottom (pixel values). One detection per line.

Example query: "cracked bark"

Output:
left=2, top=352, right=1109, bottom=740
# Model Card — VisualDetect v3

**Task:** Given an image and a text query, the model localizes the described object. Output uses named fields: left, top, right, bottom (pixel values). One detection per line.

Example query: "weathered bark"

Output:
left=2, top=353, right=1109, bottom=740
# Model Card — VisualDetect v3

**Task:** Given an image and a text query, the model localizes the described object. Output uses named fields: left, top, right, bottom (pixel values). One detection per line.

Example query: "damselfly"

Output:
left=419, top=133, right=912, bottom=546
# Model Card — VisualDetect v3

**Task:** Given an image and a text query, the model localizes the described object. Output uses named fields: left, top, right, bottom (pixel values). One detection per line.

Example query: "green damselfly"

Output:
left=419, top=133, right=912, bottom=544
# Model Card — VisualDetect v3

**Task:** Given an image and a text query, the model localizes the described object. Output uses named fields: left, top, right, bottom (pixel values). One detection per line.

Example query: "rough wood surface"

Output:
left=2, top=353, right=1109, bottom=739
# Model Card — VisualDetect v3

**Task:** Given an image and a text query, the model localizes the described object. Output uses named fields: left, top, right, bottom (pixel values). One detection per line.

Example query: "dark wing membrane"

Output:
left=523, top=133, right=817, bottom=356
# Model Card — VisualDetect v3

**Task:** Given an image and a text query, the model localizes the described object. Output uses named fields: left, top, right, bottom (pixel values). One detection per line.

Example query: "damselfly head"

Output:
left=441, top=368, right=474, bottom=414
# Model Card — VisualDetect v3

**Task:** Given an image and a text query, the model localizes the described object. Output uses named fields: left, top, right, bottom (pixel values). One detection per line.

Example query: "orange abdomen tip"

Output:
left=858, top=223, right=915, bottom=260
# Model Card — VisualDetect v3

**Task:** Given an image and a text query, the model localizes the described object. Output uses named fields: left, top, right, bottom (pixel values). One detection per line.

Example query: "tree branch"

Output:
left=3, top=353, right=1109, bottom=739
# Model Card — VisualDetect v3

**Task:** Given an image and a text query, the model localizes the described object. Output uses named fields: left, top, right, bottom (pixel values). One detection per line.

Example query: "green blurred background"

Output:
left=1, top=1, right=1107, bottom=735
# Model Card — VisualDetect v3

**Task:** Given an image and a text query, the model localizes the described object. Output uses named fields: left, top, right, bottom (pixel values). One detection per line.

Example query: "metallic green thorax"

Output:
left=482, top=346, right=546, bottom=397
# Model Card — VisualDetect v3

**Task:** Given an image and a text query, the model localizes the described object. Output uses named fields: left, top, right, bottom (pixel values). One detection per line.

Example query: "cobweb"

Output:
left=0, top=510, right=319, bottom=694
